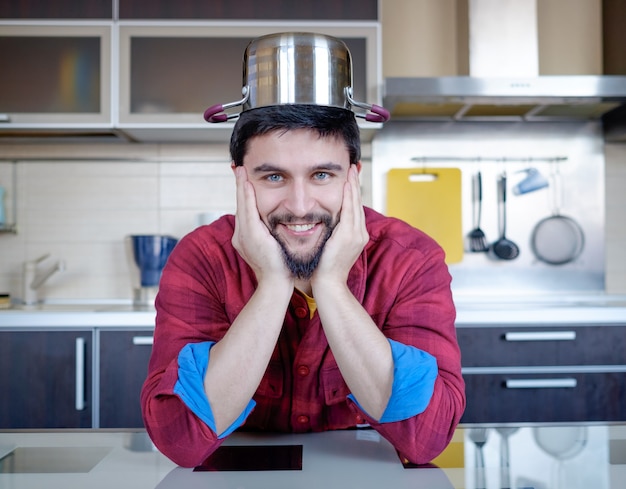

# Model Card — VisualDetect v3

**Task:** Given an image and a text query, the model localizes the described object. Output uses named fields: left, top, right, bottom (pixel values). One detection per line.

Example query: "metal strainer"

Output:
left=530, top=167, right=584, bottom=265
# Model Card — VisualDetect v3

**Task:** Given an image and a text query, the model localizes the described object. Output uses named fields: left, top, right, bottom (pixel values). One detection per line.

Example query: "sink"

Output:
left=0, top=446, right=111, bottom=473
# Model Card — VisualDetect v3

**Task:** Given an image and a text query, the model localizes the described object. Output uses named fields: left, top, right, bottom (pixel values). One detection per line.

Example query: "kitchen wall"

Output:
left=381, top=0, right=604, bottom=77
left=0, top=144, right=373, bottom=302
left=0, top=134, right=623, bottom=301
left=0, top=144, right=235, bottom=301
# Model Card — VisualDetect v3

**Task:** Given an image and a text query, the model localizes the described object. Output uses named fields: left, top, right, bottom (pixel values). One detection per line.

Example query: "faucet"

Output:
left=22, top=254, right=66, bottom=305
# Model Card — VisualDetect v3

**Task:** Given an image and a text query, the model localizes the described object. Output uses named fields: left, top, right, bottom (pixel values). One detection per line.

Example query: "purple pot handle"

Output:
left=203, top=87, right=250, bottom=123
left=203, top=104, right=228, bottom=123
left=365, top=104, right=391, bottom=123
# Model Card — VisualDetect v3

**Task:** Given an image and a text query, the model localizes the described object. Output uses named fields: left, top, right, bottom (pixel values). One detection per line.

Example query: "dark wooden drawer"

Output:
left=457, top=324, right=626, bottom=367
left=460, top=371, right=626, bottom=423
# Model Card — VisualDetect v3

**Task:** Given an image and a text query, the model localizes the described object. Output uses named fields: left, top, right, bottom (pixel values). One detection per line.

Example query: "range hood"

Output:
left=383, top=0, right=626, bottom=141
left=384, top=75, right=626, bottom=120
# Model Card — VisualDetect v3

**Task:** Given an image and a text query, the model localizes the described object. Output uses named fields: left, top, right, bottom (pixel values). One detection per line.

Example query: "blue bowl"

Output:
left=131, top=235, right=178, bottom=286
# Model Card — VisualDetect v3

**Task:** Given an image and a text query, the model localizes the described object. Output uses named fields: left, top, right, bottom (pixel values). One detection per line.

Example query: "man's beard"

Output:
left=268, top=213, right=336, bottom=280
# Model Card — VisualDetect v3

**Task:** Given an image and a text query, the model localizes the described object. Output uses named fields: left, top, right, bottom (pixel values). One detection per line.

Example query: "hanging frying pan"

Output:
left=530, top=166, right=584, bottom=265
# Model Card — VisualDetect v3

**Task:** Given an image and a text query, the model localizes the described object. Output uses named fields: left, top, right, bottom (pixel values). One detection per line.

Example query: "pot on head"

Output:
left=203, top=32, right=389, bottom=123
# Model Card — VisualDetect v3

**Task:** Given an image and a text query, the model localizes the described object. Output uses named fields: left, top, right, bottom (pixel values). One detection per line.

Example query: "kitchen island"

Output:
left=1, top=423, right=625, bottom=489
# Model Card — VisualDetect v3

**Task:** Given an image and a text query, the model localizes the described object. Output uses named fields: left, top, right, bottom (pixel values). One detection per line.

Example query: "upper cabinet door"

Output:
left=0, top=25, right=111, bottom=125
left=118, top=0, right=379, bottom=21
left=0, top=0, right=113, bottom=19
left=117, top=24, right=380, bottom=142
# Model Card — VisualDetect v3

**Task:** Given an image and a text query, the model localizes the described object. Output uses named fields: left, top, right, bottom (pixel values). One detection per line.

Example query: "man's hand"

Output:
left=311, top=165, right=369, bottom=288
left=231, top=166, right=294, bottom=286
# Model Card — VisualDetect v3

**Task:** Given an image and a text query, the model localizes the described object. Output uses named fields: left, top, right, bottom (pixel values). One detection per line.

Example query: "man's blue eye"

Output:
left=314, top=172, right=329, bottom=180
left=267, top=174, right=283, bottom=182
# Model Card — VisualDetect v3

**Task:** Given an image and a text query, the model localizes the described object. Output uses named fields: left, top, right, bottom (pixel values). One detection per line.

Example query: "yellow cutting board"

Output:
left=386, top=168, right=463, bottom=264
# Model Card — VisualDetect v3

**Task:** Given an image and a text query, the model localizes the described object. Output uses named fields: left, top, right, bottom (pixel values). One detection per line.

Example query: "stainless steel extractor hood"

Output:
left=384, top=75, right=626, bottom=120
left=383, top=0, right=626, bottom=140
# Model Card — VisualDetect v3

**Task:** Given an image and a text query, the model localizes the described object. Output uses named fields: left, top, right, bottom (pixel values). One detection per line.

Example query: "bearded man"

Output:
left=141, top=104, right=465, bottom=468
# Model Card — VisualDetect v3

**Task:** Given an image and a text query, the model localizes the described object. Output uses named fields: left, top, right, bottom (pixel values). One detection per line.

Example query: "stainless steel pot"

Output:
left=204, top=32, right=389, bottom=123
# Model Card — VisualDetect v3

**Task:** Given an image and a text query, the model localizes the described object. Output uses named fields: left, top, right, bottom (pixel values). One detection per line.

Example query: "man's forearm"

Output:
left=204, top=278, right=292, bottom=434
left=313, top=280, right=394, bottom=420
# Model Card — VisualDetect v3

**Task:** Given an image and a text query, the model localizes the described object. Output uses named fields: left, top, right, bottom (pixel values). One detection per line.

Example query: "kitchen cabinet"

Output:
left=0, top=1, right=113, bottom=19
left=119, top=0, right=378, bottom=20
left=0, top=6, right=381, bottom=142
left=0, top=25, right=111, bottom=126
left=0, top=330, right=93, bottom=429
left=98, top=328, right=153, bottom=428
left=457, top=323, right=626, bottom=423
left=117, top=24, right=380, bottom=142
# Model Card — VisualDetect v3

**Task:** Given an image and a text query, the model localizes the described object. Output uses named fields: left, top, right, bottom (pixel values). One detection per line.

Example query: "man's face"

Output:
left=242, top=129, right=355, bottom=279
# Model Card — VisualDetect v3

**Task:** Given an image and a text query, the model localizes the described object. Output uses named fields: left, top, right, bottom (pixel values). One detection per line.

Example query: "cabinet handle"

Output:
left=504, top=331, right=576, bottom=341
left=132, top=336, right=153, bottom=346
left=505, top=378, right=577, bottom=389
left=75, top=337, right=86, bottom=411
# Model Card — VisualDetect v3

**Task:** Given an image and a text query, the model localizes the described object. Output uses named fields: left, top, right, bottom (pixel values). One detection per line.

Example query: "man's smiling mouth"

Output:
left=286, top=223, right=316, bottom=232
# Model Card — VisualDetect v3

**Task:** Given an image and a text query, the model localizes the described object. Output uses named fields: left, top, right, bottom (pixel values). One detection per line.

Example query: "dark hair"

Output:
left=229, top=105, right=361, bottom=166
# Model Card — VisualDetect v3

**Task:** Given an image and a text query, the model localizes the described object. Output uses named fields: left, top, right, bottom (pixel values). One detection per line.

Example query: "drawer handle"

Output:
left=132, top=336, right=153, bottom=346
left=75, top=337, right=86, bottom=411
left=504, top=331, right=576, bottom=341
left=505, top=378, right=577, bottom=389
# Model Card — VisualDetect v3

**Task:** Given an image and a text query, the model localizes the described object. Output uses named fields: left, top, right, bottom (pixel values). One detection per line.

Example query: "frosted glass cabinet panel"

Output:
left=118, top=24, right=377, bottom=126
left=0, top=25, right=111, bottom=125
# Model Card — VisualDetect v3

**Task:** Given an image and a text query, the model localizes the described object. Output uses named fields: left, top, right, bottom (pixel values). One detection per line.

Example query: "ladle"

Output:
left=490, top=173, right=520, bottom=260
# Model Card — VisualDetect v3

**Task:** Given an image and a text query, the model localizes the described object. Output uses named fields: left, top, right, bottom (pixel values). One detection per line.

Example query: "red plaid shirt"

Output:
left=141, top=207, right=465, bottom=467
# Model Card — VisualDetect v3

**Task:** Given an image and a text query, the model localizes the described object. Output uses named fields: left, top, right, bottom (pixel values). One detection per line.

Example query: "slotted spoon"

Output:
left=468, top=171, right=488, bottom=252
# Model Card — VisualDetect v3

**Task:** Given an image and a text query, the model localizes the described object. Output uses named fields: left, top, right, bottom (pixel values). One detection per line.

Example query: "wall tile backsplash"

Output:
left=0, top=145, right=238, bottom=301
left=0, top=143, right=373, bottom=302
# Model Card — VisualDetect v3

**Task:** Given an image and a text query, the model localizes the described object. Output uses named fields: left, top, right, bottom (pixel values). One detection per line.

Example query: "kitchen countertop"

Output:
left=1, top=423, right=625, bottom=489
left=0, top=301, right=156, bottom=327
left=1, top=294, right=625, bottom=328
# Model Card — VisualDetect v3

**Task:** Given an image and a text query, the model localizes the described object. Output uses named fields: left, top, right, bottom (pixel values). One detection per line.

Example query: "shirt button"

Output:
left=297, top=415, right=309, bottom=424
left=297, top=365, right=310, bottom=377
left=356, top=415, right=365, bottom=424
left=295, top=307, right=308, bottom=318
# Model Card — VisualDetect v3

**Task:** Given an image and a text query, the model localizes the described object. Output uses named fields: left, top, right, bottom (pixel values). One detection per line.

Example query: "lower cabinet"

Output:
left=462, top=371, right=626, bottom=423
left=457, top=323, right=626, bottom=423
left=98, top=329, right=154, bottom=428
left=0, top=330, right=93, bottom=428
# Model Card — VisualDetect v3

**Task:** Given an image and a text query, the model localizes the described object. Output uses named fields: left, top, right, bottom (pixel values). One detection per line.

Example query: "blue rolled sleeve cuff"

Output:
left=348, top=338, right=438, bottom=423
left=173, top=341, right=255, bottom=439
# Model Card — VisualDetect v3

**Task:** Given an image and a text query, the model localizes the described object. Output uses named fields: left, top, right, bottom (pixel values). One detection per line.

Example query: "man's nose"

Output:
left=284, top=181, right=315, bottom=216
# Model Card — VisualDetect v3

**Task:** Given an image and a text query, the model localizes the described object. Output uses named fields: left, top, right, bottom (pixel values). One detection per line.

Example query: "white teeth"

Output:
left=287, top=223, right=315, bottom=232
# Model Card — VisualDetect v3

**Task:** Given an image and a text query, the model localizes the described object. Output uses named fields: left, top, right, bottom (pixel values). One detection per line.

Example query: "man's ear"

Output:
left=230, top=162, right=237, bottom=172
left=355, top=162, right=362, bottom=173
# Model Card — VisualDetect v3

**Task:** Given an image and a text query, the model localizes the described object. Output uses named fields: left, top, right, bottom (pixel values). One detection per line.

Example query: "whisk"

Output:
left=468, top=171, right=489, bottom=252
